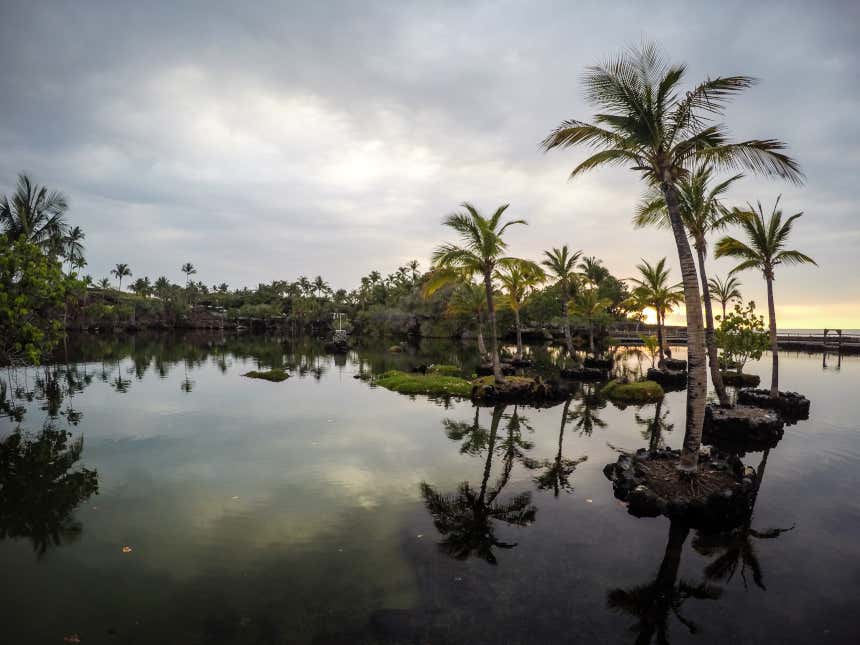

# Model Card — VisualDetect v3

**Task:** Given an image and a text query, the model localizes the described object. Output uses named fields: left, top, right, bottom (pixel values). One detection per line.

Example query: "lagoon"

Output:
left=1, top=333, right=859, bottom=644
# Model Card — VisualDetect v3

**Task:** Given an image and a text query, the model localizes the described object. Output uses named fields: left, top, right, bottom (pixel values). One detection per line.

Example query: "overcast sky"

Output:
left=2, top=1, right=858, bottom=327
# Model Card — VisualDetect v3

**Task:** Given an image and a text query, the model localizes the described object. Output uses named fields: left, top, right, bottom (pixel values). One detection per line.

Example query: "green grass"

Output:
left=242, top=368, right=289, bottom=382
left=374, top=370, right=472, bottom=397
left=602, top=379, right=664, bottom=403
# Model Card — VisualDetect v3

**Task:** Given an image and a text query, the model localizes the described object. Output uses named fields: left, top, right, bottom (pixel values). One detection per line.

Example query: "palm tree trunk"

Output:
left=561, top=284, right=574, bottom=357
left=661, top=180, right=706, bottom=473
left=766, top=275, right=778, bottom=398
left=483, top=269, right=505, bottom=383
left=721, top=300, right=727, bottom=320
left=648, top=398, right=663, bottom=454
left=657, top=520, right=690, bottom=591
left=696, top=243, right=729, bottom=406
left=479, top=404, right=505, bottom=501
left=514, top=308, right=523, bottom=359
left=656, top=310, right=665, bottom=366
left=476, top=314, right=488, bottom=358
left=588, top=321, right=594, bottom=354
left=554, top=397, right=572, bottom=497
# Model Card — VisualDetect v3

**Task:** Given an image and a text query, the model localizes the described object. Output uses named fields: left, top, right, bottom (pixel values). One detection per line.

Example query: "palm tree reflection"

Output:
left=0, top=424, right=99, bottom=556
left=608, top=520, right=722, bottom=644
left=634, top=398, right=674, bottom=455
left=421, top=404, right=537, bottom=564
left=692, top=449, right=793, bottom=590
left=524, top=397, right=588, bottom=496
left=569, top=383, right=607, bottom=437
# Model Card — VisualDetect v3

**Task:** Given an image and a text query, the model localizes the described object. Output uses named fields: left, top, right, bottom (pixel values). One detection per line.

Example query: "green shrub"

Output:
left=428, top=364, right=461, bottom=376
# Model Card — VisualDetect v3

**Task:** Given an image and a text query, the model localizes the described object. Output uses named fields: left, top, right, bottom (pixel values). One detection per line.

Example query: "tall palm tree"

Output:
left=111, top=263, right=132, bottom=290
left=569, top=288, right=612, bottom=355
left=708, top=275, right=743, bottom=320
left=181, top=262, right=196, bottom=287
left=715, top=197, right=816, bottom=398
left=496, top=263, right=545, bottom=359
left=0, top=173, right=69, bottom=253
left=541, top=245, right=582, bottom=357
left=628, top=258, right=684, bottom=367
left=635, top=166, right=741, bottom=406
left=442, top=282, right=490, bottom=357
left=428, top=203, right=531, bottom=382
left=62, top=226, right=86, bottom=275
left=542, top=43, right=801, bottom=471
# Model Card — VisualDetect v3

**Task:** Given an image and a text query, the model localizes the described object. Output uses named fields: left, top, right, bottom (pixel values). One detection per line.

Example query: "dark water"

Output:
left=1, top=333, right=858, bottom=644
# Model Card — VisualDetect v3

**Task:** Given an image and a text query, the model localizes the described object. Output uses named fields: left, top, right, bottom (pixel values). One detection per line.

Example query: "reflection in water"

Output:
left=635, top=398, right=675, bottom=454
left=569, top=383, right=608, bottom=436
left=693, top=449, right=794, bottom=590
left=524, top=397, right=588, bottom=496
left=608, top=520, right=722, bottom=644
left=0, top=425, right=98, bottom=556
left=421, top=405, right=537, bottom=564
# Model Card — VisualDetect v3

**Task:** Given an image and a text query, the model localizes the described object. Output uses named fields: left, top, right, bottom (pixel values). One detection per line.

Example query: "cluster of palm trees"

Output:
left=424, top=204, right=630, bottom=382
left=538, top=42, right=816, bottom=474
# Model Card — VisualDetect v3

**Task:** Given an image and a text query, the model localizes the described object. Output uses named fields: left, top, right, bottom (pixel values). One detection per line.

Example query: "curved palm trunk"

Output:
left=661, top=181, right=706, bottom=473
left=648, top=398, right=664, bottom=454
left=721, top=300, right=727, bottom=320
left=766, top=275, right=778, bottom=398
left=483, top=269, right=505, bottom=383
left=476, top=313, right=488, bottom=358
left=514, top=308, right=524, bottom=360
left=588, top=321, right=595, bottom=355
left=656, top=310, right=666, bottom=366
left=695, top=243, right=729, bottom=406
left=561, top=283, right=574, bottom=357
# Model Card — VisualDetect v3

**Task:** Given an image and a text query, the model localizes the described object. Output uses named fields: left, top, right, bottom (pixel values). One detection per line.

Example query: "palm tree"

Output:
left=496, top=263, right=545, bottom=359
left=542, top=245, right=582, bottom=357
left=715, top=197, right=816, bottom=398
left=312, top=275, right=330, bottom=298
left=635, top=398, right=674, bottom=454
left=428, top=203, right=531, bottom=382
left=628, top=258, right=684, bottom=367
left=570, top=288, right=612, bottom=355
left=131, top=276, right=152, bottom=298
left=62, top=226, right=86, bottom=274
left=542, top=43, right=801, bottom=471
left=97, top=277, right=110, bottom=290
left=708, top=275, right=743, bottom=320
left=111, top=263, right=132, bottom=290
left=442, top=282, right=490, bottom=357
left=569, top=384, right=608, bottom=436
left=578, top=255, right=609, bottom=287
left=0, top=173, right=69, bottom=253
left=181, top=262, right=196, bottom=287
left=635, top=166, right=741, bottom=406
left=154, top=276, right=171, bottom=298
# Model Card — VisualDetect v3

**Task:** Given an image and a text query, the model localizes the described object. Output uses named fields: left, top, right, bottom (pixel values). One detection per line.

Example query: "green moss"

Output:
left=374, top=370, right=472, bottom=397
left=243, top=368, right=289, bottom=382
left=427, top=364, right=461, bottom=377
left=602, top=379, right=664, bottom=403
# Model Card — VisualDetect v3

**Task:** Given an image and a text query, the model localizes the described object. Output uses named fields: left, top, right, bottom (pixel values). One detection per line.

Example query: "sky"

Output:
left=1, top=0, right=858, bottom=328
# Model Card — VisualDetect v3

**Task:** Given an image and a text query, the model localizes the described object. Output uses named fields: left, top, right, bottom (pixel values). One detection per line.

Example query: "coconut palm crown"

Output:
left=541, top=42, right=802, bottom=472
left=0, top=173, right=70, bottom=252
left=428, top=203, right=534, bottom=382
left=715, top=197, right=816, bottom=397
left=708, top=275, right=743, bottom=319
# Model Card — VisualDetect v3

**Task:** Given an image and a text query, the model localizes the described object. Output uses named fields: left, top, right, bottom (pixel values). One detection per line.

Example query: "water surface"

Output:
left=1, top=333, right=858, bottom=644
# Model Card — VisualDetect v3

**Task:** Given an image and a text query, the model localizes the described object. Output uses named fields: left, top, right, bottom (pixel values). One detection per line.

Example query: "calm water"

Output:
left=1, top=333, right=858, bottom=644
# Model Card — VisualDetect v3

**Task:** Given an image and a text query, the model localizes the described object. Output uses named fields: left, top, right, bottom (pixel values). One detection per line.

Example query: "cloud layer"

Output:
left=2, top=0, right=858, bottom=326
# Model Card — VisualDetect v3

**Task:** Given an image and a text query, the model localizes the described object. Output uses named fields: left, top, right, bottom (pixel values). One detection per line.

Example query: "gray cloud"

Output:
left=1, top=0, right=858, bottom=324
